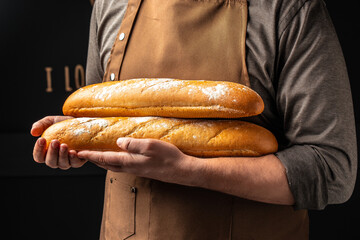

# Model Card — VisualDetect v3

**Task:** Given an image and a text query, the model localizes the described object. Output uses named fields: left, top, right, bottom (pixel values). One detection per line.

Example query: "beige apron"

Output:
left=100, top=0, right=309, bottom=239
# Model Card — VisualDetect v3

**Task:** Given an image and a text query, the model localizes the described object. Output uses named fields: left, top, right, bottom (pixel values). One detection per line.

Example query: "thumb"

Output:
left=117, top=137, right=144, bottom=154
left=30, top=121, right=49, bottom=137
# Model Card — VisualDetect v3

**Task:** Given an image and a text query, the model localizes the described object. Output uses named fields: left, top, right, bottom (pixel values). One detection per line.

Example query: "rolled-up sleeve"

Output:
left=274, top=0, right=357, bottom=210
left=86, top=1, right=103, bottom=85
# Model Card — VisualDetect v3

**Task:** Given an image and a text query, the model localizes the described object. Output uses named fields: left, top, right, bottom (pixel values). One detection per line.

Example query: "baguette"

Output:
left=62, top=78, right=264, bottom=118
left=41, top=117, right=278, bottom=157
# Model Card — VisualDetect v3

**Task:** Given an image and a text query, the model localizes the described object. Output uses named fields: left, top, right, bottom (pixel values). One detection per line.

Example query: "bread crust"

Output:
left=63, top=78, right=264, bottom=118
left=41, top=117, right=278, bottom=157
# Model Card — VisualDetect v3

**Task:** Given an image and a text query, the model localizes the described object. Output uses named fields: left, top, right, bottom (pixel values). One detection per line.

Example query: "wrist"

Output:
left=174, top=154, right=207, bottom=188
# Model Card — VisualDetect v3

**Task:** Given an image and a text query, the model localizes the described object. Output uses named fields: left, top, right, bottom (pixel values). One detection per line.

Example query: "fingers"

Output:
left=69, top=150, right=87, bottom=168
left=116, top=138, right=180, bottom=158
left=32, top=115, right=84, bottom=170
left=57, top=144, right=71, bottom=170
left=77, top=150, right=126, bottom=172
left=34, top=140, right=85, bottom=170
left=50, top=146, right=86, bottom=169
left=116, top=137, right=160, bottom=155
left=45, top=140, right=61, bottom=168
left=30, top=116, right=73, bottom=136
left=78, top=151, right=122, bottom=165
left=33, top=138, right=47, bottom=163
left=77, top=139, right=187, bottom=179
left=30, top=116, right=56, bottom=136
left=57, top=147, right=87, bottom=169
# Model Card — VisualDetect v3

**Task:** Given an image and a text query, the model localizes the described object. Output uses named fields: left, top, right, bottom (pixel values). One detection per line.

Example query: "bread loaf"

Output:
left=41, top=117, right=278, bottom=157
left=63, top=78, right=264, bottom=118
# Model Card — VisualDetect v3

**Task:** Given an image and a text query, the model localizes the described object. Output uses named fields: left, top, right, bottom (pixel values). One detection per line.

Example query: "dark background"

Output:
left=0, top=0, right=358, bottom=239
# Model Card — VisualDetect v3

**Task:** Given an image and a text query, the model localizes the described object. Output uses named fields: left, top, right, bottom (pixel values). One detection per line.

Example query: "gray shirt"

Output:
left=86, top=0, right=357, bottom=210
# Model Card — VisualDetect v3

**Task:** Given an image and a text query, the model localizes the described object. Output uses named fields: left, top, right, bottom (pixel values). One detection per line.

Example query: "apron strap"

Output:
left=103, top=0, right=143, bottom=82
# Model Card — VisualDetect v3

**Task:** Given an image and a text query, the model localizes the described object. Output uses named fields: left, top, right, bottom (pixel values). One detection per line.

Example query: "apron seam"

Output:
left=229, top=197, right=234, bottom=240
left=147, top=180, right=153, bottom=240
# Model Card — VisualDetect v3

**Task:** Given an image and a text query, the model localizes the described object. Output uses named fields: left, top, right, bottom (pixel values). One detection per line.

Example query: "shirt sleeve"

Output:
left=274, top=0, right=357, bottom=210
left=86, top=0, right=104, bottom=85
left=85, top=0, right=128, bottom=85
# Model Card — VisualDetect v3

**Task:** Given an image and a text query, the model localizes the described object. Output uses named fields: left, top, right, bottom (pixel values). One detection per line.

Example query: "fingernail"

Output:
left=60, top=144, right=67, bottom=153
left=51, top=141, right=59, bottom=149
left=116, top=138, right=123, bottom=145
left=38, top=138, right=45, bottom=147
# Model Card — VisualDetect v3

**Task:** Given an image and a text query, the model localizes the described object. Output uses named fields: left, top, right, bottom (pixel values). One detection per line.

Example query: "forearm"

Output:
left=179, top=154, right=294, bottom=205
left=78, top=138, right=294, bottom=205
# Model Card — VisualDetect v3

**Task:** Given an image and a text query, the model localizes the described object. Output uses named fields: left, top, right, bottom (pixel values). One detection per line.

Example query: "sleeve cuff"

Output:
left=275, top=145, right=328, bottom=210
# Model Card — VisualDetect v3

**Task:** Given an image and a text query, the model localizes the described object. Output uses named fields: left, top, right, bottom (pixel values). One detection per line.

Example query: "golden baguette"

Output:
left=62, top=78, right=264, bottom=118
left=41, top=117, right=278, bottom=157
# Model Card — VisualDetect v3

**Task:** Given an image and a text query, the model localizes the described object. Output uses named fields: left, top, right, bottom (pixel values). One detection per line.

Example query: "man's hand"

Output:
left=78, top=137, right=294, bottom=205
left=31, top=116, right=87, bottom=170
left=78, top=138, right=196, bottom=184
